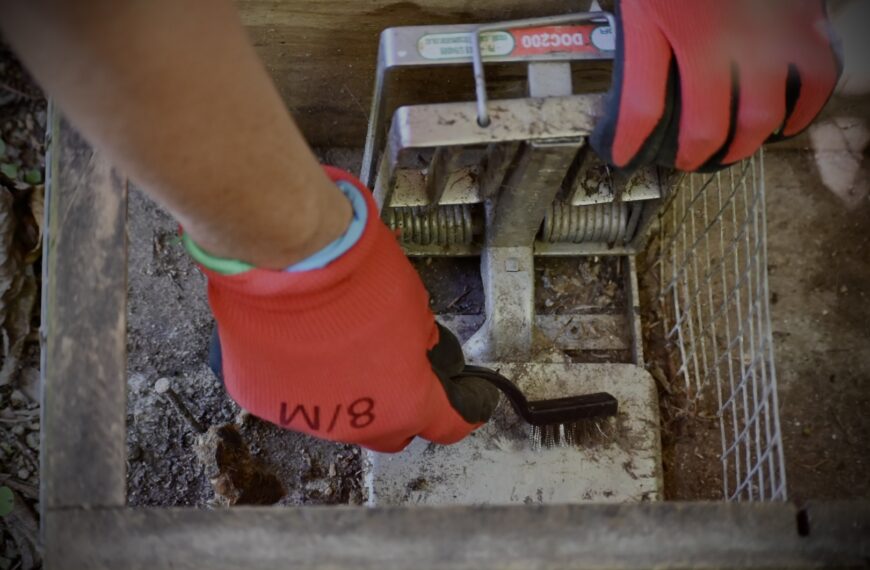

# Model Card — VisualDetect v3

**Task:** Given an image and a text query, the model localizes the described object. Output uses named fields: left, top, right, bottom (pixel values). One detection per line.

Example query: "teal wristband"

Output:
left=182, top=180, right=367, bottom=275
left=181, top=233, right=253, bottom=275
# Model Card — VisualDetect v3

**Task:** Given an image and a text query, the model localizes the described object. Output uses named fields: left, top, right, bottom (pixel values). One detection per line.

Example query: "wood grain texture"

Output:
left=40, top=112, right=128, bottom=510
left=237, top=0, right=611, bottom=147
left=45, top=502, right=870, bottom=569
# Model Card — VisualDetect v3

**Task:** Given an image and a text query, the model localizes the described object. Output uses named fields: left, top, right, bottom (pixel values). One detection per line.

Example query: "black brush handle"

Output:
left=461, top=365, right=618, bottom=426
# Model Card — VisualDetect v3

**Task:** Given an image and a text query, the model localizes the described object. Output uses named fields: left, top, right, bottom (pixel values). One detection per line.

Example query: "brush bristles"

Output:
left=528, top=419, right=612, bottom=450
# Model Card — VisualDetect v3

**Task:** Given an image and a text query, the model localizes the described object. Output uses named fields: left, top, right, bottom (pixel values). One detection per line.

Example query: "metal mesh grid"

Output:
left=656, top=150, right=787, bottom=501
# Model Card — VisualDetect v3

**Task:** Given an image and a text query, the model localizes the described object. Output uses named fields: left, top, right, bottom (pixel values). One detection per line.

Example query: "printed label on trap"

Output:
left=417, top=25, right=613, bottom=61
left=417, top=31, right=515, bottom=60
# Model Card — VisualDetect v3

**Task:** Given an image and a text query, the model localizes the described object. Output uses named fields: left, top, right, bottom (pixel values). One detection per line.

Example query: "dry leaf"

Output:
left=23, top=184, right=43, bottom=265
left=0, top=187, right=36, bottom=386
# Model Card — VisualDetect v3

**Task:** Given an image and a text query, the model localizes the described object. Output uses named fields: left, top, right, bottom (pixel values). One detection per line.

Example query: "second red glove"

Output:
left=591, top=0, right=841, bottom=172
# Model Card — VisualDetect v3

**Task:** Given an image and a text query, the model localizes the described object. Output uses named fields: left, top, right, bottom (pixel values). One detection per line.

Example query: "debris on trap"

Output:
left=195, top=423, right=286, bottom=506
left=365, top=362, right=662, bottom=506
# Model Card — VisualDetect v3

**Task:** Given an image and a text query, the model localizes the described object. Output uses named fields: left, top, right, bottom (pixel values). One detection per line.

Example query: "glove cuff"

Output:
left=197, top=167, right=384, bottom=306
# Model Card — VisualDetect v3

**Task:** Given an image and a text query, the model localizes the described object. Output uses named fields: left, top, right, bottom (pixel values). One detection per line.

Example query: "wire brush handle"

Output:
left=460, top=365, right=618, bottom=426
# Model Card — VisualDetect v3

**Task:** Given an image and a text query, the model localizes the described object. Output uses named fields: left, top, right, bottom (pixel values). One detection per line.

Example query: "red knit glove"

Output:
left=591, top=0, right=842, bottom=171
left=201, top=167, right=498, bottom=452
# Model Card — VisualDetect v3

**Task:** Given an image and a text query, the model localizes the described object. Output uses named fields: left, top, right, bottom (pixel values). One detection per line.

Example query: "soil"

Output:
left=535, top=257, right=625, bottom=315
left=764, top=151, right=870, bottom=504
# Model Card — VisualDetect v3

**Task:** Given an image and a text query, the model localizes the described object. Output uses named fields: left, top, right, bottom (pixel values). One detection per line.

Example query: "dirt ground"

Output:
left=765, top=150, right=870, bottom=503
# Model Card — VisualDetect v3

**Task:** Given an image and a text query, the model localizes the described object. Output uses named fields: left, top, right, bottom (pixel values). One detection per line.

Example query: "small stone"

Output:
left=18, top=367, right=40, bottom=402
left=544, top=298, right=555, bottom=308
left=154, top=377, right=171, bottom=394
left=840, top=285, right=848, bottom=293
left=305, top=479, right=331, bottom=495
left=9, top=390, right=27, bottom=405
left=11, top=425, right=24, bottom=436
left=25, top=431, right=39, bottom=450
left=328, top=463, right=337, bottom=478
left=17, top=468, right=30, bottom=480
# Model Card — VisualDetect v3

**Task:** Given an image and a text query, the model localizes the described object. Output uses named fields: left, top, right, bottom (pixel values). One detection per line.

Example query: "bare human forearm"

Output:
left=0, top=0, right=351, bottom=269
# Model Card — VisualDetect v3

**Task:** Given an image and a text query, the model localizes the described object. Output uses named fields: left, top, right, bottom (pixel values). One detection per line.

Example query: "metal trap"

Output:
left=359, top=12, right=664, bottom=505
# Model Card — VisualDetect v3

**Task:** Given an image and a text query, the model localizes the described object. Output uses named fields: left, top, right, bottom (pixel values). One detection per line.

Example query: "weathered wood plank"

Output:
left=40, top=112, right=128, bottom=510
left=45, top=502, right=870, bottom=569
left=237, top=0, right=611, bottom=147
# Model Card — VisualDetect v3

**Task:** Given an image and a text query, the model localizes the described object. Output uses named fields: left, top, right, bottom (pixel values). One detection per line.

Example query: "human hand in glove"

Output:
left=199, top=167, right=499, bottom=452
left=0, top=1, right=500, bottom=453
left=591, top=0, right=842, bottom=172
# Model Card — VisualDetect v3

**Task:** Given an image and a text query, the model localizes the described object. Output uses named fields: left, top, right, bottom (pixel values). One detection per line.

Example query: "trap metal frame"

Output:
left=39, top=23, right=869, bottom=570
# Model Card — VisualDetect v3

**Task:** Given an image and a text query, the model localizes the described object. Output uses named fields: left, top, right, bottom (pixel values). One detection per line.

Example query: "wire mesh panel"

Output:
left=656, top=151, right=787, bottom=502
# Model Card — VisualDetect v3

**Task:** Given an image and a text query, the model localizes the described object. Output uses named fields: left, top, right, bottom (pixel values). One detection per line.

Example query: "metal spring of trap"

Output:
left=387, top=200, right=643, bottom=248
left=541, top=200, right=643, bottom=244
left=385, top=204, right=476, bottom=245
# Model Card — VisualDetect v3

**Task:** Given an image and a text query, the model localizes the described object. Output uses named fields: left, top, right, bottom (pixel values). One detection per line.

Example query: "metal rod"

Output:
left=470, top=29, right=490, bottom=127
left=469, top=12, right=615, bottom=128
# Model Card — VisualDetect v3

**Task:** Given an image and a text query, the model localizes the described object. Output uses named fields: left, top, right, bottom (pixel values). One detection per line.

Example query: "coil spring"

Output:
left=542, top=201, right=635, bottom=244
left=384, top=205, right=474, bottom=246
